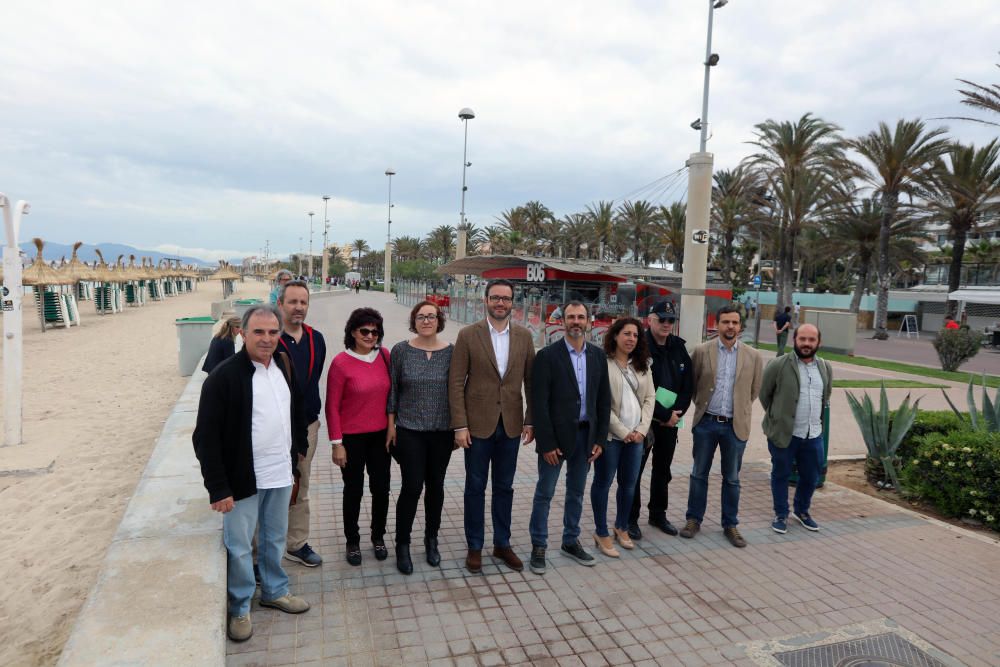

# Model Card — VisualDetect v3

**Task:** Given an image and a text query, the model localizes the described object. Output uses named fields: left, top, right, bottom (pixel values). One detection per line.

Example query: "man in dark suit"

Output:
left=527, top=301, right=611, bottom=574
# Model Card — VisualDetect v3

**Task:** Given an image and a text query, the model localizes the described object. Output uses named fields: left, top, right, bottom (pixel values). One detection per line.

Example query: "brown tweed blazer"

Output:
left=448, top=319, right=535, bottom=439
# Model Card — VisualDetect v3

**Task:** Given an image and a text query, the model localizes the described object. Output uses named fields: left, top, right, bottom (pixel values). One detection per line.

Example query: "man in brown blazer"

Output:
left=449, top=278, right=535, bottom=573
left=679, top=304, right=763, bottom=548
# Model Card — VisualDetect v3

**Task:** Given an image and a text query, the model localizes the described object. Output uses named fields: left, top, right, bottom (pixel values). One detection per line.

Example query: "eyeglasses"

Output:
left=487, top=295, right=513, bottom=304
left=357, top=327, right=379, bottom=337
left=655, top=316, right=675, bottom=324
left=415, top=314, right=438, bottom=322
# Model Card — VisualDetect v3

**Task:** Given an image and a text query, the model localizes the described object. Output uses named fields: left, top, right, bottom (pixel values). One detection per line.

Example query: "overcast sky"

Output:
left=1, top=1, right=998, bottom=261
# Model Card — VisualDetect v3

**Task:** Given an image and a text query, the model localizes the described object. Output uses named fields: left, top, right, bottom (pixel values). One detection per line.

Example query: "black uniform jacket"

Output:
left=192, top=348, right=309, bottom=503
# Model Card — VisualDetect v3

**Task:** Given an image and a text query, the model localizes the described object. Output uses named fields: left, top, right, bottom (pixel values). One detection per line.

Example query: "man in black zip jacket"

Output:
left=193, top=305, right=310, bottom=642
left=628, top=300, right=694, bottom=538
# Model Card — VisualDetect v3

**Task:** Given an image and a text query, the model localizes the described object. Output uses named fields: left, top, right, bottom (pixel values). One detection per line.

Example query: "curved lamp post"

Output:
left=321, top=196, right=331, bottom=287
left=384, top=168, right=395, bottom=293
left=1, top=193, right=30, bottom=446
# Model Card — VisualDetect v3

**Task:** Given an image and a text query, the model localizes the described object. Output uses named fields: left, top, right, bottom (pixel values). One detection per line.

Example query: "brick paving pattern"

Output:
left=225, top=291, right=1000, bottom=666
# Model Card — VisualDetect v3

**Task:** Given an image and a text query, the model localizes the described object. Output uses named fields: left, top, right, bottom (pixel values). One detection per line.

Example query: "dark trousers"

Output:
left=394, top=427, right=453, bottom=544
left=629, top=420, right=678, bottom=523
left=341, top=429, right=390, bottom=544
left=768, top=435, right=823, bottom=518
left=464, top=420, right=520, bottom=550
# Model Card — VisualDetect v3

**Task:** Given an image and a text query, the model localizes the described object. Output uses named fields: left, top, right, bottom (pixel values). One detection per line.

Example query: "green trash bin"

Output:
left=175, top=316, right=216, bottom=376
left=233, top=298, right=263, bottom=320
left=788, top=404, right=830, bottom=488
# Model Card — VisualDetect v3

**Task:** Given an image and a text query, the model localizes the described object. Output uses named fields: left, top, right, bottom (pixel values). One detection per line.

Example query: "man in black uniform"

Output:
left=628, top=300, right=693, bottom=539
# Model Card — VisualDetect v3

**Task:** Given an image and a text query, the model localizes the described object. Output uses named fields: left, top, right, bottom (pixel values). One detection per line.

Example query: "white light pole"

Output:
left=458, top=108, right=475, bottom=230
left=321, top=196, right=331, bottom=288
left=384, top=169, right=395, bottom=293
left=679, top=0, right=727, bottom=347
left=1, top=193, right=30, bottom=446
left=307, top=211, right=315, bottom=279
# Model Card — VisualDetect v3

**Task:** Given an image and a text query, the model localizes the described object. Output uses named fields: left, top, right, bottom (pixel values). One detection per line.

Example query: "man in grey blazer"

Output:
left=680, top=304, right=763, bottom=548
left=449, top=279, right=535, bottom=574
left=527, top=302, right=611, bottom=574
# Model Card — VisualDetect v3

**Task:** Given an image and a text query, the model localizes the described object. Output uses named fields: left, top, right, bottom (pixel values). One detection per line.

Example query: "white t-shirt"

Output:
left=250, top=359, right=293, bottom=489
left=617, top=365, right=642, bottom=432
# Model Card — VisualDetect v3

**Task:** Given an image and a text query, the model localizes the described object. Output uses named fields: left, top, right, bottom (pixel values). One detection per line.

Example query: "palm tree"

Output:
left=850, top=119, right=950, bottom=338
left=521, top=200, right=555, bottom=253
left=482, top=225, right=510, bottom=254
left=955, top=57, right=1000, bottom=127
left=423, top=225, right=455, bottom=263
left=392, top=235, right=423, bottom=262
left=616, top=200, right=659, bottom=265
left=350, top=239, right=370, bottom=270
left=748, top=113, right=847, bottom=311
left=925, top=139, right=1000, bottom=317
left=585, top=201, right=616, bottom=260
left=711, top=166, right=761, bottom=289
left=558, top=213, right=595, bottom=258
left=658, top=202, right=687, bottom=271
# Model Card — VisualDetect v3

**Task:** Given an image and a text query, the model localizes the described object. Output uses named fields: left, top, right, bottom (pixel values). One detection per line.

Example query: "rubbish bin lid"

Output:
left=234, top=299, right=262, bottom=305
left=175, top=316, right=216, bottom=323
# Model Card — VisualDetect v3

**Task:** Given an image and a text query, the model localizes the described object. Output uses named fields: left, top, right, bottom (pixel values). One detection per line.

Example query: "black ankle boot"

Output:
left=396, top=543, right=413, bottom=575
left=425, top=537, right=441, bottom=567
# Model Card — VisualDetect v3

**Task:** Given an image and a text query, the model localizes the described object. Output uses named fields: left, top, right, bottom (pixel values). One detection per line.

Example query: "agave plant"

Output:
left=845, top=382, right=921, bottom=490
left=941, top=373, right=999, bottom=431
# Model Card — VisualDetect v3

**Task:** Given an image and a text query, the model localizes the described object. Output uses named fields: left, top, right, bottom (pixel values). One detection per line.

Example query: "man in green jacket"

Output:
left=759, top=324, right=831, bottom=535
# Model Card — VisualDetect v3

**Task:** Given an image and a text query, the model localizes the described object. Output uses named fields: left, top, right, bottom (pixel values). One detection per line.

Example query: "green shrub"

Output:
left=932, top=329, right=981, bottom=372
left=867, top=410, right=967, bottom=484
left=900, top=430, right=1000, bottom=529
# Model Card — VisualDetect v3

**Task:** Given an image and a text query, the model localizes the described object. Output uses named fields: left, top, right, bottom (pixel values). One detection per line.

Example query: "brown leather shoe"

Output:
left=492, top=546, right=523, bottom=572
left=679, top=519, right=700, bottom=539
left=723, top=526, right=747, bottom=548
left=465, top=549, right=482, bottom=573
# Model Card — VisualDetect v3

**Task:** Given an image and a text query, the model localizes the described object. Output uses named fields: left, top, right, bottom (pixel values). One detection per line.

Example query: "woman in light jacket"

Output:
left=590, top=317, right=655, bottom=557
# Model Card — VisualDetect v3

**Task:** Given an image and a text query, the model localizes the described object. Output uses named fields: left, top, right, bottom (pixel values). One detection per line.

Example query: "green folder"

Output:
left=655, top=388, right=684, bottom=429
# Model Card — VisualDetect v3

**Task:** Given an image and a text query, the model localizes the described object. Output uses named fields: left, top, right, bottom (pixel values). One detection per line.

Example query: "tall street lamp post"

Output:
left=384, top=168, right=395, bottom=294
left=457, top=108, right=474, bottom=263
left=307, top=211, right=315, bottom=279
left=679, top=0, right=727, bottom=347
left=321, top=196, right=331, bottom=287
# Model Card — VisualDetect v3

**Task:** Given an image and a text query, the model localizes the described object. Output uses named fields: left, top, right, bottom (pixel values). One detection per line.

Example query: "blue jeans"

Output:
left=769, top=435, right=823, bottom=517
left=529, top=428, right=591, bottom=547
left=464, top=421, right=520, bottom=550
left=591, top=439, right=644, bottom=536
left=686, top=417, right=747, bottom=528
left=223, top=485, right=292, bottom=616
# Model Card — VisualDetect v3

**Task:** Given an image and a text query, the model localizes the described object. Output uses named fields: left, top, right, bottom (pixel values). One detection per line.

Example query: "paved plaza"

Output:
left=226, top=291, right=1000, bottom=666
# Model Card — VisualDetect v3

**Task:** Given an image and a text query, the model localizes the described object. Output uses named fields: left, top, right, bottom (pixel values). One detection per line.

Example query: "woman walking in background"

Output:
left=202, top=312, right=242, bottom=374
left=591, top=317, right=655, bottom=557
left=386, top=301, right=454, bottom=574
left=326, top=308, right=392, bottom=566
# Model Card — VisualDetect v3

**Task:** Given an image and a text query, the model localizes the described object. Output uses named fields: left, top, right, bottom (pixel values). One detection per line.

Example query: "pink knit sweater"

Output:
left=325, top=349, right=391, bottom=441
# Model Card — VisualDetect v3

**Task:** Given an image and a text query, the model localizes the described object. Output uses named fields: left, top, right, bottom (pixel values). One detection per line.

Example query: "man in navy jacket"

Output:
left=193, top=305, right=310, bottom=642
left=527, top=301, right=611, bottom=575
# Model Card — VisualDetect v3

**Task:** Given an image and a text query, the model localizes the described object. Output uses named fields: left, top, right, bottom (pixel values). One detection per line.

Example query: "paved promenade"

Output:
left=227, top=291, right=1000, bottom=666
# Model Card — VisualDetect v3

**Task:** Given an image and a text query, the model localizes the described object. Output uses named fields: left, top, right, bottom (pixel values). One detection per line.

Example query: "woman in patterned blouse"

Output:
left=386, top=300, right=454, bottom=574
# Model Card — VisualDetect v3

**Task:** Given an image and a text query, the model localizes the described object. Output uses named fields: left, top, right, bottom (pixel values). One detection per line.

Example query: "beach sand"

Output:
left=0, top=279, right=269, bottom=666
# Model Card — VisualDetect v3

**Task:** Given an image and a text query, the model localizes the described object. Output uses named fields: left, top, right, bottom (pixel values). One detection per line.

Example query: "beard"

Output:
left=794, top=344, right=816, bottom=360
left=566, top=326, right=585, bottom=339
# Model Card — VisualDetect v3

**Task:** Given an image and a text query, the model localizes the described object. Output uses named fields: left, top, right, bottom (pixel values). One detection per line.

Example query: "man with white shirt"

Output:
left=449, top=279, right=535, bottom=574
left=193, top=305, right=310, bottom=642
left=759, top=324, right=832, bottom=534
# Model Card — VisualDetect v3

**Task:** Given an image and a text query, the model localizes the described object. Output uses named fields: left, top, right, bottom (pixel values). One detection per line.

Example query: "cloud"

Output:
left=1, top=0, right=998, bottom=256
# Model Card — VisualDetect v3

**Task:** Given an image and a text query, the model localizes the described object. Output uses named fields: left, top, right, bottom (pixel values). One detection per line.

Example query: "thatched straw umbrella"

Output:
left=22, top=238, right=76, bottom=331
left=60, top=242, right=98, bottom=301
left=208, top=261, right=241, bottom=299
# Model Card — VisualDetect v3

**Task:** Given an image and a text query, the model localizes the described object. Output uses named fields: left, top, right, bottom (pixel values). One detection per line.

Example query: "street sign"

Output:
left=753, top=275, right=761, bottom=288
left=526, top=263, right=546, bottom=282
left=692, top=230, right=709, bottom=244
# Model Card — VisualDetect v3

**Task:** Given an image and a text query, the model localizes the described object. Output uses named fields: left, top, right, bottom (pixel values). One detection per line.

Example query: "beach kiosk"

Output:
left=429, top=255, right=732, bottom=346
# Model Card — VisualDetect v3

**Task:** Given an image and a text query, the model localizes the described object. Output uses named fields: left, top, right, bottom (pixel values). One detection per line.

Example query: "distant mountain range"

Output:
left=17, top=241, right=218, bottom=267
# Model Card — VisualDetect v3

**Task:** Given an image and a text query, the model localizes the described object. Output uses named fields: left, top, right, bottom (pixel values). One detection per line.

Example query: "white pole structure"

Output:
left=458, top=108, right=475, bottom=228
left=321, top=196, right=331, bottom=288
left=678, top=0, right=726, bottom=347
left=384, top=169, right=395, bottom=294
left=1, top=193, right=30, bottom=446
left=307, top=211, right=315, bottom=280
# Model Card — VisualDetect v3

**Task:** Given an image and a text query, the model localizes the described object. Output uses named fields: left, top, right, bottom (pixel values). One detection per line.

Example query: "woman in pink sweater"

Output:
left=326, top=307, right=391, bottom=566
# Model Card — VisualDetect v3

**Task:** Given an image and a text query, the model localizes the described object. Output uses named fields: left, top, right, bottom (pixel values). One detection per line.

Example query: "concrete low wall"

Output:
left=59, top=368, right=225, bottom=667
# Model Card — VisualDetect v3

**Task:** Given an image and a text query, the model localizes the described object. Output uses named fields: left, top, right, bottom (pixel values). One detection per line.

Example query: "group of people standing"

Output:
left=194, top=276, right=833, bottom=643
